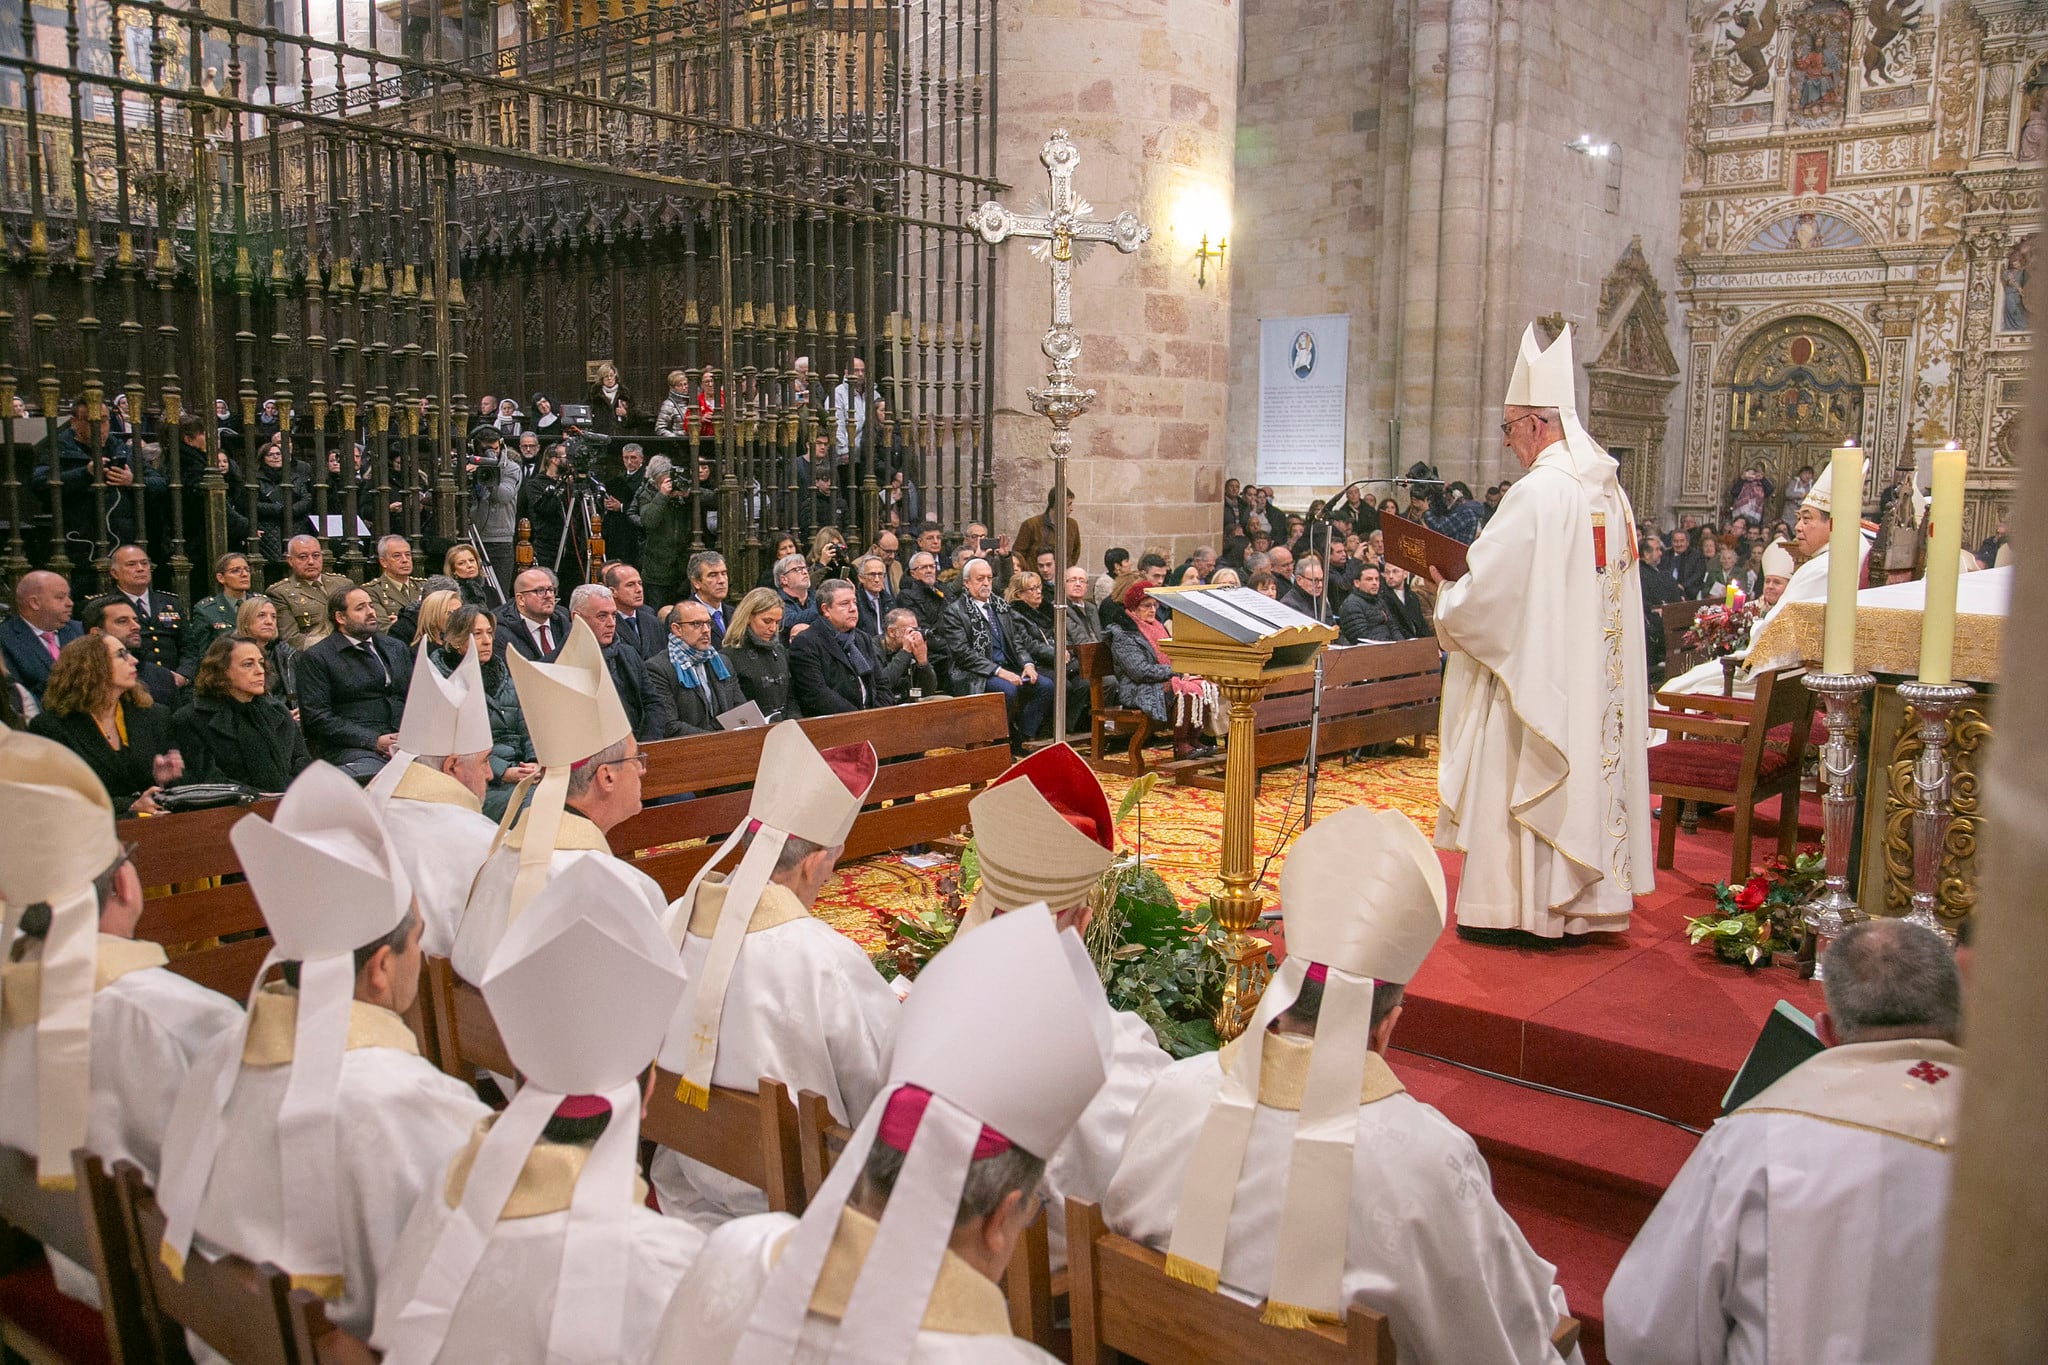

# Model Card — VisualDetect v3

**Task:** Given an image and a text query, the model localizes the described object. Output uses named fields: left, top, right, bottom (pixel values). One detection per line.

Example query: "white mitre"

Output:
left=661, top=721, right=877, bottom=1108
left=502, top=616, right=633, bottom=922
left=960, top=743, right=1117, bottom=930
left=732, top=907, right=1109, bottom=1362
left=1761, top=540, right=1796, bottom=580
left=366, top=638, right=494, bottom=805
left=1165, top=806, right=1446, bottom=1328
left=0, top=732, right=125, bottom=1187
left=379, top=857, right=687, bottom=1365
left=157, top=762, right=414, bottom=1291
left=1801, top=450, right=1867, bottom=518
left=1503, top=322, right=1621, bottom=493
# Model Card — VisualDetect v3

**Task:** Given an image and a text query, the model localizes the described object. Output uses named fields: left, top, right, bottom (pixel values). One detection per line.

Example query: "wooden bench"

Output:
left=1172, top=639, right=1442, bottom=791
left=0, top=1145, right=150, bottom=1365
left=122, top=798, right=280, bottom=1001
left=114, top=1161, right=376, bottom=1365
left=794, top=1090, right=1060, bottom=1353
left=611, top=693, right=1012, bottom=898
left=1079, top=640, right=1155, bottom=777
left=1066, top=1198, right=1580, bottom=1365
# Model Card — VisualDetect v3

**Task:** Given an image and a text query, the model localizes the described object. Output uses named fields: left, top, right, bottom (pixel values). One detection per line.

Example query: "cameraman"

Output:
left=467, top=425, right=522, bottom=590
left=517, top=440, right=601, bottom=581
left=632, top=454, right=693, bottom=609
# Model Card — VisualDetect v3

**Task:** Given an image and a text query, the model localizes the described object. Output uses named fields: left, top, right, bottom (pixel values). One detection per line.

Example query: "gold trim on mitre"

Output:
left=968, top=776, right=1114, bottom=916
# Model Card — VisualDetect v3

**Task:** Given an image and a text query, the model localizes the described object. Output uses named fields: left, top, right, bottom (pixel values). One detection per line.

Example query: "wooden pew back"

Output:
left=609, top=694, right=1012, bottom=898
left=114, top=1161, right=369, bottom=1365
left=1066, top=1197, right=1394, bottom=1365
left=0, top=1145, right=91, bottom=1272
left=1078, top=639, right=1155, bottom=777
left=122, top=799, right=278, bottom=1001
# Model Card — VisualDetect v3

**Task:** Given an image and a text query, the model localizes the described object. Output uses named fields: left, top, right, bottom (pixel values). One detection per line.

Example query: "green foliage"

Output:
left=1684, top=848, right=1825, bottom=966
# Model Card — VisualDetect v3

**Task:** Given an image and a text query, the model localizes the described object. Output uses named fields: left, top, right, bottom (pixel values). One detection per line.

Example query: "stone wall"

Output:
left=986, top=0, right=1241, bottom=568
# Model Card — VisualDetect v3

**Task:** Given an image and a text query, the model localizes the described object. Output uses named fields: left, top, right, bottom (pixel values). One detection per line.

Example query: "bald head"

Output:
left=1820, top=919, right=1962, bottom=1045
left=14, top=570, right=71, bottom=631
left=286, top=535, right=325, bottom=582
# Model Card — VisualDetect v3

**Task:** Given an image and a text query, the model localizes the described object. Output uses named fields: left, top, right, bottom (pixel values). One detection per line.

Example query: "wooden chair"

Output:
left=1647, top=664, right=1817, bottom=882
left=793, top=1090, right=1059, bottom=1353
left=417, top=958, right=513, bottom=1082
left=72, top=1152, right=159, bottom=1365
left=1065, top=1199, right=1579, bottom=1365
left=0, top=1144, right=122, bottom=1365
left=1657, top=598, right=1712, bottom=682
left=641, top=1072, right=805, bottom=1216
left=1079, top=640, right=1154, bottom=777
left=112, top=1161, right=375, bottom=1365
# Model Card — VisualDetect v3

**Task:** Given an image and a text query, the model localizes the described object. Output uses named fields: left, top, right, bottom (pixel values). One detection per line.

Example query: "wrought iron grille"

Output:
left=0, top=0, right=997, bottom=597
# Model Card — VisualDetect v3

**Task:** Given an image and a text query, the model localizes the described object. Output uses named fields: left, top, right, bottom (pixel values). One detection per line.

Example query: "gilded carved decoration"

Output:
left=1879, top=699, right=1990, bottom=920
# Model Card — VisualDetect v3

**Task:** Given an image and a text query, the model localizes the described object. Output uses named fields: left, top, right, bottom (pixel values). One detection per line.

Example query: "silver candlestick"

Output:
left=1892, top=680, right=1977, bottom=941
left=1801, top=671, right=1876, bottom=979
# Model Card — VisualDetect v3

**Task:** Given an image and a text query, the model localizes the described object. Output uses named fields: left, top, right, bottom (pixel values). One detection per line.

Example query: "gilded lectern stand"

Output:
left=1152, top=586, right=1337, bottom=1040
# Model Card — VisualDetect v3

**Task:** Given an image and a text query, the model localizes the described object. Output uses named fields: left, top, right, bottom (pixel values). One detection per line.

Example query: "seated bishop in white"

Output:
left=651, top=907, right=1113, bottom=1364
left=954, top=742, right=1171, bottom=1273
left=374, top=857, right=703, bottom=1365
left=1104, top=807, right=1582, bottom=1364
left=650, top=721, right=900, bottom=1229
left=0, top=733, right=245, bottom=1303
left=366, top=638, right=501, bottom=958
left=1604, top=919, right=1965, bottom=1365
left=153, top=765, right=490, bottom=1362
left=454, top=618, right=672, bottom=984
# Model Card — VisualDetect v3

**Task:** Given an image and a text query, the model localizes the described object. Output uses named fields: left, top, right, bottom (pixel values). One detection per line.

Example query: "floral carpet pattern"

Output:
left=813, top=740, right=1442, bottom=953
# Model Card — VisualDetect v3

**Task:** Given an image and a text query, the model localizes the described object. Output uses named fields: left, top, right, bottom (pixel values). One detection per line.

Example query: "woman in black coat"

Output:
left=171, top=638, right=311, bottom=792
left=29, top=633, right=184, bottom=812
left=722, top=588, right=798, bottom=721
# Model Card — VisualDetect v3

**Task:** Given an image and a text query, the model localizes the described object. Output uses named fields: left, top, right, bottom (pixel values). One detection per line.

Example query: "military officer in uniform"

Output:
left=108, top=543, right=187, bottom=679
left=362, top=534, right=426, bottom=632
left=267, top=534, right=356, bottom=650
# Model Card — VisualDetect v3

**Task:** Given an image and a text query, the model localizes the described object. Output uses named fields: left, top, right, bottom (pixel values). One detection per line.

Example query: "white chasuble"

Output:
left=1604, top=1039, right=1962, bottom=1365
left=157, top=987, right=488, bottom=1363
left=379, top=765, right=499, bottom=959
left=452, top=810, right=674, bottom=984
left=651, top=1209, right=1056, bottom=1365
left=649, top=880, right=900, bottom=1231
left=373, top=1122, right=704, bottom=1365
left=1434, top=440, right=1654, bottom=935
left=1042, top=999, right=1170, bottom=1273
left=0, top=938, right=245, bottom=1303
left=1103, top=1039, right=1580, bottom=1365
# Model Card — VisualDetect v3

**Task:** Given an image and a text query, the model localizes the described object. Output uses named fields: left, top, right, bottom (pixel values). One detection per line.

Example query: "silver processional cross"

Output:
left=971, top=129, right=1149, bottom=746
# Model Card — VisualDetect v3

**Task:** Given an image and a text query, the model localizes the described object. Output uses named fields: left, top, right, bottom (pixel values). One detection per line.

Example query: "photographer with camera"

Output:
left=516, top=439, right=607, bottom=583
left=467, top=425, right=522, bottom=590
left=632, top=453, right=691, bottom=609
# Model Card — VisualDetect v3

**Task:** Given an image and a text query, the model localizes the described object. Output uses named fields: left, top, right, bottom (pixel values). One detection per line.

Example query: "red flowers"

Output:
left=1735, top=876, right=1769, bottom=912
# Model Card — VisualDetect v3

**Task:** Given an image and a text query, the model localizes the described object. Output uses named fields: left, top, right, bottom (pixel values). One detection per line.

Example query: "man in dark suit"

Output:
left=787, top=579, right=879, bottom=715
left=642, top=599, right=747, bottom=736
left=602, top=562, right=668, bottom=661
left=932, top=558, right=1048, bottom=753
left=107, top=543, right=187, bottom=679
left=81, top=595, right=184, bottom=709
left=569, top=582, right=666, bottom=742
left=1379, top=563, right=1431, bottom=640
left=296, top=584, right=412, bottom=780
left=494, top=567, right=573, bottom=662
left=852, top=555, right=895, bottom=640
left=1, top=570, right=83, bottom=702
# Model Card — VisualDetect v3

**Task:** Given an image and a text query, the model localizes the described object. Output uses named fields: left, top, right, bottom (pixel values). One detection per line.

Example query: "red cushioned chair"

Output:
left=1648, top=665, right=1816, bottom=883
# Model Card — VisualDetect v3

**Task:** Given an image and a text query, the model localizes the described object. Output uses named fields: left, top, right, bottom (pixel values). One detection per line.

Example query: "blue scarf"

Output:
left=666, top=632, right=732, bottom=690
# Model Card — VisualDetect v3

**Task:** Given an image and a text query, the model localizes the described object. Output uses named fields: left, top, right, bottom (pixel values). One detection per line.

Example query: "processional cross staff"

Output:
left=971, top=130, right=1149, bottom=746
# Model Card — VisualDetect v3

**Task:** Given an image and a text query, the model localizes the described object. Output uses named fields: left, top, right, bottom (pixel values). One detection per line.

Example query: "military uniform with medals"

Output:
left=363, top=573, right=426, bottom=632
left=124, top=589, right=187, bottom=672
left=267, top=572, right=355, bottom=650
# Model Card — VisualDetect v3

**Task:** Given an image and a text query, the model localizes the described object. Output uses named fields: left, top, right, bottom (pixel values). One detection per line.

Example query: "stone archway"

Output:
left=1720, top=315, right=1873, bottom=524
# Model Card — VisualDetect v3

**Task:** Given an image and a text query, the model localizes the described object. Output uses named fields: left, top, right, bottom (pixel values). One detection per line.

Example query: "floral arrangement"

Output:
left=1681, top=599, right=1762, bottom=657
left=872, top=775, right=1229, bottom=1057
left=1685, top=849, right=1824, bottom=965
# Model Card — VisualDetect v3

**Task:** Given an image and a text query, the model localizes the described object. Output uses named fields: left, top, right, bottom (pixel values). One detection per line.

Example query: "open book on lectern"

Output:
left=1147, top=585, right=1335, bottom=670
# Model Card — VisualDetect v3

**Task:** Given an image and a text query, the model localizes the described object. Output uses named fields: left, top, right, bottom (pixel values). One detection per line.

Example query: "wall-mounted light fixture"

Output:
left=1170, top=184, right=1230, bottom=289
left=1565, top=133, right=1614, bottom=158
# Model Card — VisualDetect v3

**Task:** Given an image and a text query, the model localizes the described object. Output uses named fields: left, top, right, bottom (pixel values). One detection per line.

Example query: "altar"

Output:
left=1748, top=567, right=2009, bottom=925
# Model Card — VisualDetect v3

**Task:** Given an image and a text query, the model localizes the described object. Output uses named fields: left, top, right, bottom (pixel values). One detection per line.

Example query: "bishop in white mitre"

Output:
left=957, top=743, right=1170, bottom=1271
left=1434, top=323, right=1654, bottom=938
left=1104, top=806, right=1582, bottom=1363
left=454, top=616, right=671, bottom=985
left=366, top=638, right=500, bottom=958
left=1605, top=919, right=1964, bottom=1365
left=375, top=857, right=703, bottom=1365
left=154, top=764, right=489, bottom=1361
left=652, top=907, right=1111, bottom=1364
left=0, top=733, right=243, bottom=1303
left=649, top=721, right=900, bottom=1230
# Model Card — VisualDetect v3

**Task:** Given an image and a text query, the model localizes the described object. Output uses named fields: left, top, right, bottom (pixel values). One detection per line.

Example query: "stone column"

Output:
left=989, top=0, right=1239, bottom=565
left=1425, top=0, right=1499, bottom=477
left=1396, top=0, right=1452, bottom=471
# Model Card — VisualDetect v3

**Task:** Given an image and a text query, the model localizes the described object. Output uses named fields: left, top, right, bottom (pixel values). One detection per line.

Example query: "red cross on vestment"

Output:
left=1908, top=1061, right=1950, bottom=1085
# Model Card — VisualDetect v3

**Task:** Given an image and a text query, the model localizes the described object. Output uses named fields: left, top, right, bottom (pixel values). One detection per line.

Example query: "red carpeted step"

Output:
left=1390, top=1050, right=1701, bottom=1365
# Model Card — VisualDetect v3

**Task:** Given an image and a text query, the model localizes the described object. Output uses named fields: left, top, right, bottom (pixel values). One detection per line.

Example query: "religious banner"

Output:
left=1257, top=314, right=1349, bottom=484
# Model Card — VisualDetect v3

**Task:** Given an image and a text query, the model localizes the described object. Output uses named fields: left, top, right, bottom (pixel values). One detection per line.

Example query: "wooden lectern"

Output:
left=1151, top=586, right=1337, bottom=1039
